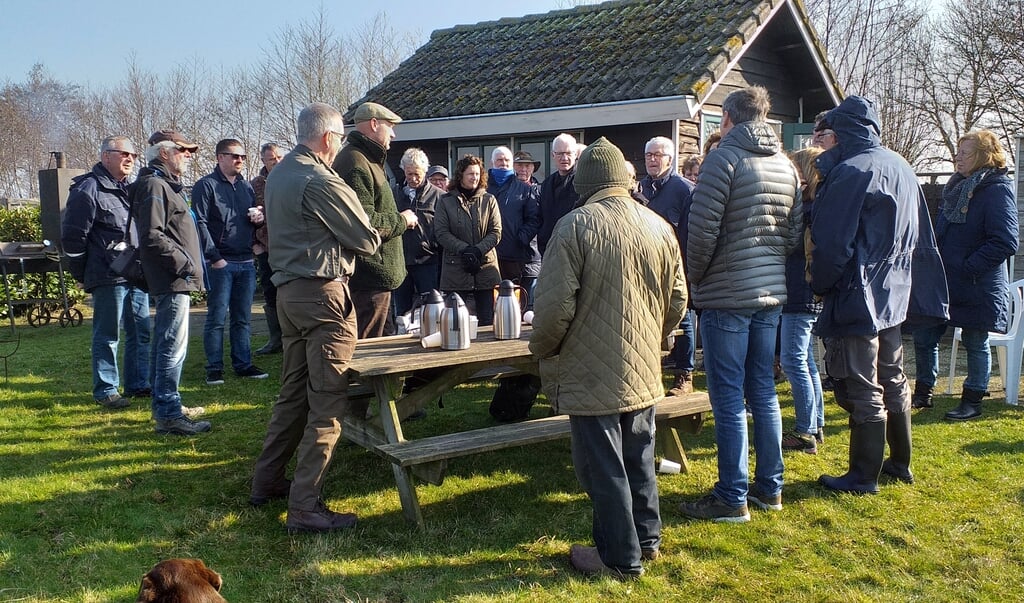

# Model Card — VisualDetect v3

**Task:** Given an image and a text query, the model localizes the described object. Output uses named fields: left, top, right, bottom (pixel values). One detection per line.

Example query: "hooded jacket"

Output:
left=332, top=130, right=407, bottom=291
left=686, top=121, right=802, bottom=310
left=61, top=163, right=133, bottom=292
left=131, top=160, right=204, bottom=295
left=810, top=95, right=949, bottom=337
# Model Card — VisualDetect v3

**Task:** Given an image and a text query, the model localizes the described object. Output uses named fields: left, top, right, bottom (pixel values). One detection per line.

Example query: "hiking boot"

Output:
left=96, top=394, right=130, bottom=409
left=205, top=371, right=225, bottom=386
left=782, top=431, right=818, bottom=454
left=286, top=499, right=357, bottom=534
left=237, top=365, right=269, bottom=379
left=747, top=485, right=783, bottom=511
left=182, top=405, right=206, bottom=419
left=668, top=372, right=693, bottom=396
left=154, top=416, right=212, bottom=436
left=911, top=382, right=934, bottom=409
left=568, top=544, right=641, bottom=580
left=124, top=387, right=152, bottom=399
left=678, top=492, right=750, bottom=523
left=641, top=548, right=661, bottom=561
left=250, top=479, right=291, bottom=507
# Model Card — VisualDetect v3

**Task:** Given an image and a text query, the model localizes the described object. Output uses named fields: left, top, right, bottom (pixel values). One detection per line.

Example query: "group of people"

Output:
left=60, top=88, right=1016, bottom=565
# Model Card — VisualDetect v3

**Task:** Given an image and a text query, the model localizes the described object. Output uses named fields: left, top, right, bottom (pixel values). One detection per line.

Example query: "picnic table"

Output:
left=342, top=326, right=711, bottom=528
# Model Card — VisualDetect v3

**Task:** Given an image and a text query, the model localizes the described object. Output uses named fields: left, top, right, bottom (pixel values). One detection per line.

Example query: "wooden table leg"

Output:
left=655, top=425, right=690, bottom=473
left=371, top=376, right=426, bottom=528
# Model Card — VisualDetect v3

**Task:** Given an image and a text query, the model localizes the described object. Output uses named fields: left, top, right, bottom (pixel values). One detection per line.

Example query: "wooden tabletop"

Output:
left=349, top=326, right=534, bottom=378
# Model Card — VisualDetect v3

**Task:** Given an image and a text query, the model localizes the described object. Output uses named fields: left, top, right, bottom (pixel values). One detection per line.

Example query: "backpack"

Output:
left=488, top=374, right=541, bottom=422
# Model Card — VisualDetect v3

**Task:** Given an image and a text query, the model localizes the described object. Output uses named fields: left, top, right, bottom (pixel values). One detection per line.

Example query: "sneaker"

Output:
left=747, top=485, right=783, bottom=511
left=182, top=405, right=206, bottom=419
left=678, top=492, right=750, bottom=523
left=155, top=416, right=212, bottom=436
left=782, top=431, right=818, bottom=454
left=236, top=365, right=269, bottom=379
left=205, top=371, right=225, bottom=386
left=95, top=394, right=130, bottom=409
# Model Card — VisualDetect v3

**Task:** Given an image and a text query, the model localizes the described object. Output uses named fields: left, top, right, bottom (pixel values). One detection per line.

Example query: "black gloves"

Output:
left=460, top=246, right=483, bottom=275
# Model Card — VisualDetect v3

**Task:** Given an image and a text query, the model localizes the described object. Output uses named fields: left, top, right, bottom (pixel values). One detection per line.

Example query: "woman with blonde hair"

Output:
left=780, top=146, right=826, bottom=453
left=913, top=130, right=1018, bottom=424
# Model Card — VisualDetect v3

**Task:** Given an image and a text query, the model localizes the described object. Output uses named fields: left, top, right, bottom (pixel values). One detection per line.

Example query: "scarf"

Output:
left=489, top=168, right=514, bottom=187
left=942, top=168, right=994, bottom=224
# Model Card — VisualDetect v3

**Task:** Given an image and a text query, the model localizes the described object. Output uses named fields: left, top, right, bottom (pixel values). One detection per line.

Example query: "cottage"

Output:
left=347, top=0, right=843, bottom=180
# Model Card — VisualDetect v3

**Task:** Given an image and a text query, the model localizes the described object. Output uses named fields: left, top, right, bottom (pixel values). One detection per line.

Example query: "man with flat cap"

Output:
left=427, top=165, right=449, bottom=191
left=332, top=101, right=418, bottom=338
left=131, top=129, right=210, bottom=436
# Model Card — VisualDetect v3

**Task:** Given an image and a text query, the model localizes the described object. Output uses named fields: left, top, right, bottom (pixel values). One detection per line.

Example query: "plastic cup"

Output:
left=421, top=331, right=442, bottom=348
left=523, top=310, right=534, bottom=325
left=656, top=458, right=681, bottom=474
left=469, top=316, right=479, bottom=339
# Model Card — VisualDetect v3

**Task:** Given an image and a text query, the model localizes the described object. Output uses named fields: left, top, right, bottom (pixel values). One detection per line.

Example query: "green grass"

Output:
left=1, top=312, right=1023, bottom=601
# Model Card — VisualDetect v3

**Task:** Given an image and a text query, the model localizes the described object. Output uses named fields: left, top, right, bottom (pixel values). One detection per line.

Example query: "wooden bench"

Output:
left=374, top=391, right=712, bottom=486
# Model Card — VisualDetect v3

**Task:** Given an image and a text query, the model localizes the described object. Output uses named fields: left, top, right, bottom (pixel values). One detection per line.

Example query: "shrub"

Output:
left=0, top=206, right=86, bottom=318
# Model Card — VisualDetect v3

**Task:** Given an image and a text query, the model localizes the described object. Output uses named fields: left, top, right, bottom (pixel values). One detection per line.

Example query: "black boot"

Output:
left=910, top=382, right=933, bottom=409
left=819, top=420, right=885, bottom=494
left=256, top=304, right=282, bottom=355
left=944, top=387, right=986, bottom=421
left=881, top=411, right=914, bottom=484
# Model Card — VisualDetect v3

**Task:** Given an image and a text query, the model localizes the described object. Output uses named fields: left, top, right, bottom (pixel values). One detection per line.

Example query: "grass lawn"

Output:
left=0, top=306, right=1022, bottom=602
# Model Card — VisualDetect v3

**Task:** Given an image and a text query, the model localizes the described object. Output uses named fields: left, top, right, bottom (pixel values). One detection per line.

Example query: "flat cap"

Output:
left=353, top=102, right=402, bottom=124
left=147, top=129, right=199, bottom=151
left=426, top=165, right=449, bottom=178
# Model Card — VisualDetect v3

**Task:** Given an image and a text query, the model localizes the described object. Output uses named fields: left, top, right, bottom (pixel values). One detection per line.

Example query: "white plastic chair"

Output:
left=945, top=278, right=1024, bottom=405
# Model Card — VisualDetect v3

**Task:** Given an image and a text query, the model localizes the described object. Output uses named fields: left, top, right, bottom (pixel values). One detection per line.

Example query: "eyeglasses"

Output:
left=329, top=130, right=346, bottom=142
left=104, top=149, right=137, bottom=159
left=553, top=151, right=574, bottom=158
left=644, top=152, right=669, bottom=160
left=218, top=153, right=247, bottom=160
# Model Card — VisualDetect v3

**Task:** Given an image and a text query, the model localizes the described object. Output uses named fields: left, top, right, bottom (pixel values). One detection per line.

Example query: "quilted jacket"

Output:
left=529, top=187, right=687, bottom=416
left=687, top=121, right=802, bottom=310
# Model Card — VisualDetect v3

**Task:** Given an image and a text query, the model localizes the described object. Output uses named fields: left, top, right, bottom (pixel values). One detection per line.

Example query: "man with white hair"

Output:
left=537, top=133, right=580, bottom=256
left=250, top=102, right=380, bottom=533
left=392, top=147, right=443, bottom=317
left=639, top=136, right=697, bottom=396
left=62, top=135, right=151, bottom=409
left=132, top=129, right=209, bottom=436
left=488, top=146, right=540, bottom=286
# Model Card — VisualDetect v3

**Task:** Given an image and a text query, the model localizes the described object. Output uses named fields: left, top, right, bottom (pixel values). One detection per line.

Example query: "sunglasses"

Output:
left=218, top=153, right=247, bottom=160
left=104, top=150, right=137, bottom=159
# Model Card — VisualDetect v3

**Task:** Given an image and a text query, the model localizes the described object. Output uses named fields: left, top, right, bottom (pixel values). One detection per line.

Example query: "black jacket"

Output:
left=60, top=163, right=133, bottom=292
left=537, top=170, right=579, bottom=257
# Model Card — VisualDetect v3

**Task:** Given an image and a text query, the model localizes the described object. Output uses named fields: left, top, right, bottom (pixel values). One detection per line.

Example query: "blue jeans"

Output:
left=914, top=323, right=991, bottom=391
left=569, top=406, right=658, bottom=575
left=701, top=307, right=784, bottom=506
left=90, top=284, right=151, bottom=400
left=780, top=312, right=824, bottom=435
left=150, top=293, right=190, bottom=420
left=669, top=309, right=696, bottom=373
left=203, top=260, right=256, bottom=372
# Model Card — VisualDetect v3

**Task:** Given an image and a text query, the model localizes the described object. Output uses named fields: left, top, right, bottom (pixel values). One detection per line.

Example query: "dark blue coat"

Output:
left=488, top=175, right=541, bottom=263
left=640, top=173, right=694, bottom=265
left=60, top=163, right=133, bottom=292
left=537, top=170, right=578, bottom=257
left=191, top=165, right=257, bottom=263
left=936, top=171, right=1018, bottom=332
left=810, top=96, right=949, bottom=337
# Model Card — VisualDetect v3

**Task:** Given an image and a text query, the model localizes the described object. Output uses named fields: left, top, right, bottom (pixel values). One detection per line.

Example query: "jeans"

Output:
left=150, top=293, right=190, bottom=420
left=669, top=309, right=696, bottom=373
left=203, top=260, right=256, bottom=372
left=780, top=312, right=824, bottom=435
left=569, top=406, right=658, bottom=575
left=914, top=323, right=991, bottom=392
left=701, top=307, right=784, bottom=507
left=90, top=284, right=151, bottom=400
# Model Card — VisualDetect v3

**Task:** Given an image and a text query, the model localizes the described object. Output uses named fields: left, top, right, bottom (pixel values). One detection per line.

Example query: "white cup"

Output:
left=469, top=316, right=479, bottom=339
left=247, top=207, right=260, bottom=218
left=421, top=331, right=442, bottom=348
left=656, top=458, right=681, bottom=474
left=523, top=310, right=534, bottom=325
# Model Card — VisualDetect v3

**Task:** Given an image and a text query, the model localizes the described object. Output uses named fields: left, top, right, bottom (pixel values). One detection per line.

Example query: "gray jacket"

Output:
left=686, top=121, right=802, bottom=310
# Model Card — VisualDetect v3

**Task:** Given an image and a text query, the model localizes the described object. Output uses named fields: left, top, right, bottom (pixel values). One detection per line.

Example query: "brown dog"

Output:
left=136, top=558, right=227, bottom=603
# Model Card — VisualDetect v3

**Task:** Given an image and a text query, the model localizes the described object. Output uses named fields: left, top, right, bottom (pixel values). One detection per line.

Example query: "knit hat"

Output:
left=573, top=137, right=632, bottom=200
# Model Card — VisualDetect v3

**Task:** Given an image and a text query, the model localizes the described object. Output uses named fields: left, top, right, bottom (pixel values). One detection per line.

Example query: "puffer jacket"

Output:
left=530, top=187, right=686, bottom=416
left=131, top=160, right=204, bottom=295
left=434, top=186, right=502, bottom=291
left=332, top=130, right=407, bottom=291
left=687, top=121, right=802, bottom=310
left=936, top=170, right=1017, bottom=332
left=61, top=163, right=132, bottom=292
left=488, top=175, right=541, bottom=263
left=810, top=95, right=949, bottom=337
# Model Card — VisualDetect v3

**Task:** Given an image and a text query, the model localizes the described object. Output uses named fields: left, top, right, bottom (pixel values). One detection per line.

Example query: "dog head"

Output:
left=136, top=558, right=227, bottom=603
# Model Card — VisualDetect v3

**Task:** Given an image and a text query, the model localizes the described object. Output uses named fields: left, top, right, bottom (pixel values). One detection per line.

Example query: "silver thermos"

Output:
left=440, top=292, right=471, bottom=350
left=493, top=279, right=524, bottom=340
left=418, top=289, right=445, bottom=338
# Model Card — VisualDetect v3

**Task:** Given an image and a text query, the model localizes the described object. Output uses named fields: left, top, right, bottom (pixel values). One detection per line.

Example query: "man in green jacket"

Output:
left=332, top=102, right=417, bottom=338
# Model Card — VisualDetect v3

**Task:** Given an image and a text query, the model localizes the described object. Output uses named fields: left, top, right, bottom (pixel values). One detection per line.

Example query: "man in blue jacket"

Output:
left=488, top=146, right=541, bottom=288
left=61, top=136, right=151, bottom=409
left=192, top=139, right=267, bottom=385
left=810, top=96, right=948, bottom=493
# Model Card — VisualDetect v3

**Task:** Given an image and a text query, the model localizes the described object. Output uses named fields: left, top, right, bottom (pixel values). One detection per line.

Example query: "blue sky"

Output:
left=0, top=0, right=574, bottom=87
